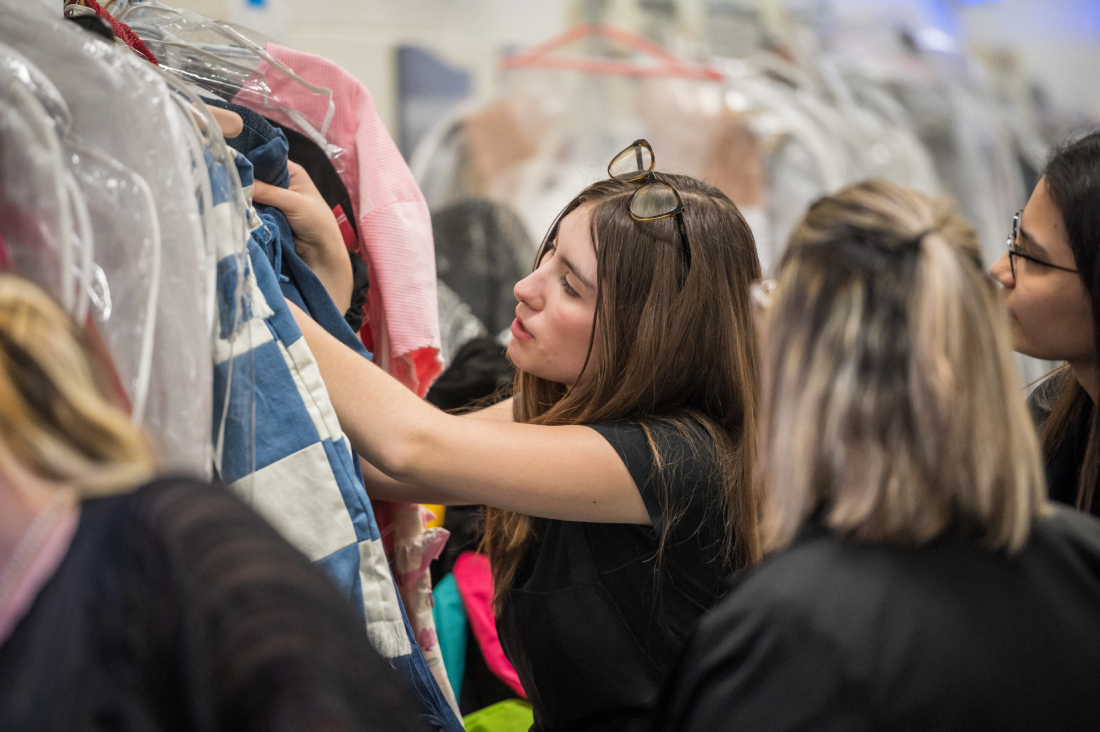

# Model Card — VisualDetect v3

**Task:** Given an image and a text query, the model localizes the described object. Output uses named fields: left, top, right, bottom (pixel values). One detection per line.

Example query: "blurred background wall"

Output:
left=163, top=0, right=1099, bottom=142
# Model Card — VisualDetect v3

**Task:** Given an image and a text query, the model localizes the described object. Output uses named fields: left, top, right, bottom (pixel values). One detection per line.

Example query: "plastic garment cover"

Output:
left=0, top=43, right=163, bottom=423
left=437, top=280, right=488, bottom=369
left=411, top=68, right=750, bottom=266
left=409, top=29, right=940, bottom=275
left=822, top=28, right=1052, bottom=384
left=0, top=0, right=212, bottom=474
left=121, top=2, right=342, bottom=172
left=0, top=59, right=75, bottom=313
left=160, top=80, right=257, bottom=481
left=431, top=198, right=531, bottom=336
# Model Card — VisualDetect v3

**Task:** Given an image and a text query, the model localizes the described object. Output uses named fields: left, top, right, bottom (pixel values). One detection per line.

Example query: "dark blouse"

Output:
left=496, top=419, right=733, bottom=732
left=0, top=477, right=424, bottom=732
left=655, top=507, right=1100, bottom=732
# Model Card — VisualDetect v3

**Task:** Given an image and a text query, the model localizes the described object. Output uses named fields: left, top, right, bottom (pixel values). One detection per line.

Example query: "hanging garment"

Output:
left=0, top=2, right=212, bottom=474
left=268, top=118, right=370, bottom=331
left=390, top=504, right=461, bottom=717
left=231, top=44, right=442, bottom=396
left=204, top=96, right=369, bottom=358
left=212, top=150, right=463, bottom=732
left=431, top=199, right=530, bottom=337
left=454, top=552, right=526, bottom=700
left=207, top=96, right=460, bottom=724
left=464, top=700, right=535, bottom=732
left=432, top=573, right=469, bottom=702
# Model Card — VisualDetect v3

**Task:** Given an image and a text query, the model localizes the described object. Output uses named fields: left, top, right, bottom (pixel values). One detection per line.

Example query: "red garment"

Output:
left=453, top=552, right=527, bottom=699
left=232, top=46, right=441, bottom=396
left=66, top=0, right=159, bottom=66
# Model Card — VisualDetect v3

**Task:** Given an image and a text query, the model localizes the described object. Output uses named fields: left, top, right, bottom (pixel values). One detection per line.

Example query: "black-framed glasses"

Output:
left=608, top=139, right=692, bottom=268
left=1007, top=209, right=1078, bottom=280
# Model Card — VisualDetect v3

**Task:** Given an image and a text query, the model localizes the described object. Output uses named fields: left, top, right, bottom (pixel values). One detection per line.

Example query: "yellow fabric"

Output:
left=464, top=700, right=534, bottom=732
left=423, top=504, right=445, bottom=528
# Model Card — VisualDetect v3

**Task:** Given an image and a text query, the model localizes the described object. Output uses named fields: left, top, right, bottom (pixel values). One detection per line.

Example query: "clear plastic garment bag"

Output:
left=0, top=43, right=164, bottom=426
left=0, top=57, right=78, bottom=318
left=121, top=2, right=343, bottom=172
left=409, top=23, right=943, bottom=275
left=0, top=0, right=213, bottom=474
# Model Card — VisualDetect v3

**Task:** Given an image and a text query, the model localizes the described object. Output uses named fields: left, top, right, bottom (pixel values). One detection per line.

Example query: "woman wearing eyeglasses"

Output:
left=655, top=180, right=1100, bottom=732
left=277, top=140, right=763, bottom=731
left=990, top=130, right=1100, bottom=516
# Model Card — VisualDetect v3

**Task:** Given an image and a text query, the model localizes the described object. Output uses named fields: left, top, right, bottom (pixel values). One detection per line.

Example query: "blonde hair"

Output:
left=761, top=180, right=1047, bottom=553
left=0, top=275, right=156, bottom=497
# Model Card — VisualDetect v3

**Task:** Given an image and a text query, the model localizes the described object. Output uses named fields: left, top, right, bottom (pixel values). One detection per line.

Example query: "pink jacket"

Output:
left=235, top=45, right=442, bottom=395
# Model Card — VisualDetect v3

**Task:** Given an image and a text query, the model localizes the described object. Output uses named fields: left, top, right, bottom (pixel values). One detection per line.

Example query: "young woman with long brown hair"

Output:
left=281, top=140, right=763, bottom=731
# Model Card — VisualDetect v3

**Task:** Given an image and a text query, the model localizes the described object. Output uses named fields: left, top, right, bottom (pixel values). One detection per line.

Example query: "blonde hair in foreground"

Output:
left=761, top=180, right=1047, bottom=553
left=0, top=275, right=155, bottom=496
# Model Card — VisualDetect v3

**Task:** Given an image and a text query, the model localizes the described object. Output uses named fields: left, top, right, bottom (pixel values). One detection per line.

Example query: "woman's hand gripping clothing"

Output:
left=253, top=161, right=355, bottom=313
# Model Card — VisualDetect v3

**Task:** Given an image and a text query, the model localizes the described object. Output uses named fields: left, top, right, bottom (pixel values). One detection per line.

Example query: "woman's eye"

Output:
left=560, top=275, right=580, bottom=298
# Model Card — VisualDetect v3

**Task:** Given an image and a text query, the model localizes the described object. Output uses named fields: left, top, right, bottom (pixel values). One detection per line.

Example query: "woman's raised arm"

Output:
left=291, top=302, right=649, bottom=525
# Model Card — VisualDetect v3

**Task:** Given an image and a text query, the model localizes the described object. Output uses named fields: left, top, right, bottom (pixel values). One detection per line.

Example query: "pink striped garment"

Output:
left=234, top=45, right=442, bottom=395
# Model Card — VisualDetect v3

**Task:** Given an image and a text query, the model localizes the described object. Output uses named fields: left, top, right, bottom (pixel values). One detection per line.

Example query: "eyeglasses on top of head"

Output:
left=607, top=139, right=692, bottom=269
left=1007, top=209, right=1079, bottom=280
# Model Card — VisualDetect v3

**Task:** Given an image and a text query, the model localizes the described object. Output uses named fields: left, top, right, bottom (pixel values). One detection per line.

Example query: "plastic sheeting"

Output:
left=121, top=1, right=344, bottom=175
left=0, top=0, right=213, bottom=474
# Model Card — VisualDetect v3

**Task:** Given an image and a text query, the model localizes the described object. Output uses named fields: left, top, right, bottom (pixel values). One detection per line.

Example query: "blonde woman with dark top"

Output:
left=657, top=180, right=1100, bottom=732
left=280, top=140, right=763, bottom=731
left=0, top=275, right=423, bottom=731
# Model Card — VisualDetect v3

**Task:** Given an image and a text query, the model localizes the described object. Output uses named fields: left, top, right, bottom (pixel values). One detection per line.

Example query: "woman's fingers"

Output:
left=252, top=179, right=302, bottom=215
left=209, top=106, right=243, bottom=139
left=287, top=161, right=324, bottom=199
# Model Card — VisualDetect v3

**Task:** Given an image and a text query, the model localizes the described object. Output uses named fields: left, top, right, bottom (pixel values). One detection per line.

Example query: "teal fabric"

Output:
left=432, top=573, right=467, bottom=700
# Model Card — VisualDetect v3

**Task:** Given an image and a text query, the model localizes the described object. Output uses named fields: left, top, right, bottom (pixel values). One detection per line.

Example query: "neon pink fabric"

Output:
left=233, top=45, right=441, bottom=395
left=453, top=552, right=527, bottom=699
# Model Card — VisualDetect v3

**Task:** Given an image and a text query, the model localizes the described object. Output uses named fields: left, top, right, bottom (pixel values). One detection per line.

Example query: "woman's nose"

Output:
left=514, top=270, right=543, bottom=311
left=990, top=252, right=1015, bottom=289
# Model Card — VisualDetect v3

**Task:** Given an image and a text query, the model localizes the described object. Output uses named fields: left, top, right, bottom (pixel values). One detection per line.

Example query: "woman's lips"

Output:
left=511, top=317, right=533, bottom=341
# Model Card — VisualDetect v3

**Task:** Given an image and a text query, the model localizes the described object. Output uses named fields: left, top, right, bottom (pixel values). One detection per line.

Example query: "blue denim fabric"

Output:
left=206, top=98, right=369, bottom=359
left=221, top=117, right=462, bottom=732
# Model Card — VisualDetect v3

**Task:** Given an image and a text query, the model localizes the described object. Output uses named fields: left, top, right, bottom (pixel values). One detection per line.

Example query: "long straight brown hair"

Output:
left=1034, top=131, right=1100, bottom=512
left=482, top=175, right=763, bottom=606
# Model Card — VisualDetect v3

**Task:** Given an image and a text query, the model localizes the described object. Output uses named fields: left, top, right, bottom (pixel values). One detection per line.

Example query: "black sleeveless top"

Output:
left=496, top=420, right=734, bottom=732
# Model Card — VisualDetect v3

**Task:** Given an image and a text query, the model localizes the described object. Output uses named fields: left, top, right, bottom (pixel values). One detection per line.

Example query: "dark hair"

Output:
left=1039, top=130, right=1100, bottom=512
left=481, top=175, right=763, bottom=606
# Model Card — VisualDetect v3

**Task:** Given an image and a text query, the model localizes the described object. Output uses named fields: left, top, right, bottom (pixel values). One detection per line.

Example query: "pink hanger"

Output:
left=501, top=24, right=722, bottom=82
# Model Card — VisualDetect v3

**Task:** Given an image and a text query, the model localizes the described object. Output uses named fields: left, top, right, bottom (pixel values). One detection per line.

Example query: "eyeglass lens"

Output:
left=1008, top=210, right=1021, bottom=279
left=609, top=144, right=655, bottom=181
left=630, top=181, right=680, bottom=219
